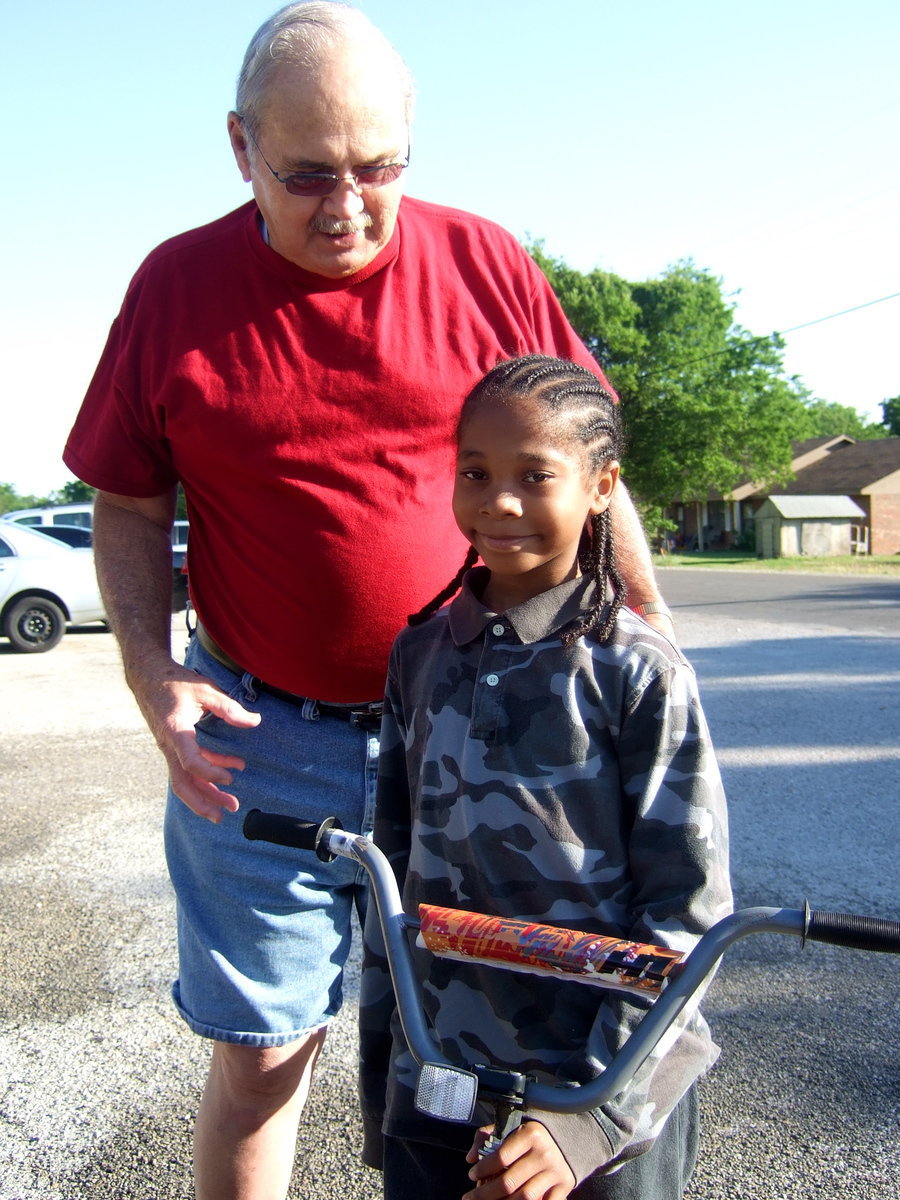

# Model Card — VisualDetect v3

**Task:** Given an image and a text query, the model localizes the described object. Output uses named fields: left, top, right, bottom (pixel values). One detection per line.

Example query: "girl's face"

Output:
left=452, top=398, right=619, bottom=611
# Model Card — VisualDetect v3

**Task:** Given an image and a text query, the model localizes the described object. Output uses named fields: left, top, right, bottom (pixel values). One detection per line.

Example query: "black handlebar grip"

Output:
left=242, top=809, right=342, bottom=862
left=804, top=905, right=900, bottom=955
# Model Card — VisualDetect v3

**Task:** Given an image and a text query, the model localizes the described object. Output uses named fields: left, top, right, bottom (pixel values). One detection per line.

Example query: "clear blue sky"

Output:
left=3, top=0, right=898, bottom=495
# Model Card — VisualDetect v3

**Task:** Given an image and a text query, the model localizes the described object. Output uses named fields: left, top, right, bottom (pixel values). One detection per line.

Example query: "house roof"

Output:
left=792, top=437, right=839, bottom=455
left=779, top=438, right=900, bottom=495
left=762, top=495, right=865, bottom=519
left=723, top=435, right=859, bottom=501
left=788, top=435, right=856, bottom=474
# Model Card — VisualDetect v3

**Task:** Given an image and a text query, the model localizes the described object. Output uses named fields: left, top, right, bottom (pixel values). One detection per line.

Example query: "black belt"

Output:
left=253, top=680, right=383, bottom=731
left=195, top=623, right=382, bottom=732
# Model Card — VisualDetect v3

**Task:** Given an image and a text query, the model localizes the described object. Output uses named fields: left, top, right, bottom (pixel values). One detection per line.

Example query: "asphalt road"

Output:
left=1, top=568, right=898, bottom=1199
left=658, top=566, right=900, bottom=636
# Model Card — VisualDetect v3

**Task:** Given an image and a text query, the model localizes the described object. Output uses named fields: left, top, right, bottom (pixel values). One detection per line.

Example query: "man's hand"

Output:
left=608, top=484, right=677, bottom=644
left=642, top=610, right=677, bottom=642
left=464, top=1120, right=576, bottom=1200
left=129, top=659, right=261, bottom=823
left=91, top=490, right=261, bottom=822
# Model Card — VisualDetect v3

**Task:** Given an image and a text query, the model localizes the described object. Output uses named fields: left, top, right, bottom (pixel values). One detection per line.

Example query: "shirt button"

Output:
left=485, top=673, right=500, bottom=687
left=491, top=623, right=505, bottom=636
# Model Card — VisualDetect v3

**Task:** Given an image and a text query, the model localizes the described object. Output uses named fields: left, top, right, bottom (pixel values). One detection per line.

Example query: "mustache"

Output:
left=308, top=214, right=374, bottom=235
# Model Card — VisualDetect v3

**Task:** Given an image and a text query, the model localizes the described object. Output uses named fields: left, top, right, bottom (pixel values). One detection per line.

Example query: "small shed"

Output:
left=755, top=495, right=866, bottom=558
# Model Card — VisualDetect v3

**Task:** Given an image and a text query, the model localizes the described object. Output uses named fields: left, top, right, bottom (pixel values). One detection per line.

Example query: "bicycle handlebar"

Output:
left=243, top=809, right=900, bottom=1117
left=802, top=904, right=900, bottom=954
left=243, top=808, right=342, bottom=861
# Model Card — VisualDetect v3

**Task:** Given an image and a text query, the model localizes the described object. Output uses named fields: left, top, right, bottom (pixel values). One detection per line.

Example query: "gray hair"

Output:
left=236, top=2, right=415, bottom=135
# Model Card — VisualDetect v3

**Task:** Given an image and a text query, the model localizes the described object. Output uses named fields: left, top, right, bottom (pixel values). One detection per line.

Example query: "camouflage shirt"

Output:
left=360, top=568, right=732, bottom=1184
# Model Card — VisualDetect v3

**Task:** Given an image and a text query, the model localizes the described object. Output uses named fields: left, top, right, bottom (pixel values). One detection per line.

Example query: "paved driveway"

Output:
left=1, top=572, right=898, bottom=1199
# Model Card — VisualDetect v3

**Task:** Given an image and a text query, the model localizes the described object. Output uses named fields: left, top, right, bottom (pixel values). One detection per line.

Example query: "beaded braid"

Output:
left=408, top=545, right=479, bottom=625
left=408, top=355, right=626, bottom=642
left=561, top=508, right=627, bottom=645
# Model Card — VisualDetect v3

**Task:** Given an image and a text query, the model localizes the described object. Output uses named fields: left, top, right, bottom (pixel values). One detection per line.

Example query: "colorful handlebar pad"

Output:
left=417, top=905, right=685, bottom=997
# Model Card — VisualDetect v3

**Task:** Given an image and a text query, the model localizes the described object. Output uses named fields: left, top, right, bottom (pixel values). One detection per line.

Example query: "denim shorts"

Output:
left=164, top=634, right=379, bottom=1046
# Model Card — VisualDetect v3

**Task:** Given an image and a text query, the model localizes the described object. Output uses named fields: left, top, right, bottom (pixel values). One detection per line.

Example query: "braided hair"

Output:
left=409, top=355, right=627, bottom=643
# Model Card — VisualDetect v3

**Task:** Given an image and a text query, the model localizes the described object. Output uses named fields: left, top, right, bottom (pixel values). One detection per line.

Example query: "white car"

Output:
left=1, top=502, right=94, bottom=529
left=0, top=523, right=106, bottom=653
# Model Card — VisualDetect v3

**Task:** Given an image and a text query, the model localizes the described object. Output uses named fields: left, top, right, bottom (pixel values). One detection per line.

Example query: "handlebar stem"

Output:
left=329, top=831, right=448, bottom=1068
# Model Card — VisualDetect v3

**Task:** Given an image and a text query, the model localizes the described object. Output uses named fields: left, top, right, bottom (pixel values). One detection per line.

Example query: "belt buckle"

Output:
left=348, top=707, right=382, bottom=731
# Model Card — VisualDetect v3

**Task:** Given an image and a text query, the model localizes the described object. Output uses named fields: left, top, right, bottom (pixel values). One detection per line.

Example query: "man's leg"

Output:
left=193, top=1028, right=326, bottom=1200
left=167, top=640, right=379, bottom=1198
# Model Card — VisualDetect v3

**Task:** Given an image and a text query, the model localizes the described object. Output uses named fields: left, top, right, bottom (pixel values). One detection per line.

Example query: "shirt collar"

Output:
left=248, top=203, right=402, bottom=291
left=448, top=567, right=598, bottom=647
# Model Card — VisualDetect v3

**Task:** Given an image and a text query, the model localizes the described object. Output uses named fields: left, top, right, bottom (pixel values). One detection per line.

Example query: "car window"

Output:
left=39, top=526, right=93, bottom=547
left=51, top=511, right=92, bottom=529
left=0, top=536, right=12, bottom=558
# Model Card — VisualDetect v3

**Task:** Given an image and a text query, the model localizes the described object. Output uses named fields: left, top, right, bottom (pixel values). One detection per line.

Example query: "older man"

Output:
left=64, top=3, right=672, bottom=1197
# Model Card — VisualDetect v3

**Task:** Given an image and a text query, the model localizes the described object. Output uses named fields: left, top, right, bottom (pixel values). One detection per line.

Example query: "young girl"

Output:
left=360, top=355, right=731, bottom=1200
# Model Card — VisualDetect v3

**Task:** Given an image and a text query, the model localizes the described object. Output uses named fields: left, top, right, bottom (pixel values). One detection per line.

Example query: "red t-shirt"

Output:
left=65, top=198, right=611, bottom=700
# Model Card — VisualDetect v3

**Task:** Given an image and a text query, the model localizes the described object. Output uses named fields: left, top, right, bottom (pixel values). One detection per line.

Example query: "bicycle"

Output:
left=242, top=808, right=900, bottom=1159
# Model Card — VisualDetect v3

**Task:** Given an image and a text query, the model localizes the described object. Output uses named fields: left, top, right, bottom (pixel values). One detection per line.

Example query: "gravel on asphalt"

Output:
left=1, top=600, right=897, bottom=1200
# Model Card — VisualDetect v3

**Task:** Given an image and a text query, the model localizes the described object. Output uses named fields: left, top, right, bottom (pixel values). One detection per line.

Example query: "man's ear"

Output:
left=227, top=112, right=253, bottom=182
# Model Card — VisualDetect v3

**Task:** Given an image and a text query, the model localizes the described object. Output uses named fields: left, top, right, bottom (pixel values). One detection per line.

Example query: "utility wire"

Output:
left=639, top=289, right=900, bottom=380
left=778, top=290, right=900, bottom=336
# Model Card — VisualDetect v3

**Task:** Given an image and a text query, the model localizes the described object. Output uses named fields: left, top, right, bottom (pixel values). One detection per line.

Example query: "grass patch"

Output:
left=652, top=551, right=900, bottom=577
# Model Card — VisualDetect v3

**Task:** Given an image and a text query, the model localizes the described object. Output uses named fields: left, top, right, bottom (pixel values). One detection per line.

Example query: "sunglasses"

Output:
left=243, top=122, right=410, bottom=198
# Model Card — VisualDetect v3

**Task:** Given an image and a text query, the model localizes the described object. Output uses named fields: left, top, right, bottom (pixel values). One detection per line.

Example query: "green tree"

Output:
left=528, top=243, right=646, bottom=376
left=51, top=480, right=96, bottom=504
left=881, top=396, right=900, bottom=436
left=623, top=264, right=807, bottom=510
left=530, top=248, right=808, bottom=535
left=796, top=396, right=886, bottom=440
left=0, top=482, right=48, bottom=515
left=0, top=483, right=21, bottom=515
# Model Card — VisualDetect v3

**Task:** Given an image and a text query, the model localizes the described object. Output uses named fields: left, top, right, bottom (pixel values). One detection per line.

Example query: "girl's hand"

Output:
left=463, top=1120, right=576, bottom=1199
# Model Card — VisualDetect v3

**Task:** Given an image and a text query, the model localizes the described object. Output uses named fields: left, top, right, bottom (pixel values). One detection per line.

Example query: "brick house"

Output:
left=666, top=436, right=900, bottom=555
left=769, top=438, right=900, bottom=555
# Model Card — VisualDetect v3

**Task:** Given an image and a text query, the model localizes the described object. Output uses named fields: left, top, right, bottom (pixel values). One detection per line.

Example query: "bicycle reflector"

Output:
left=414, top=1063, right=478, bottom=1123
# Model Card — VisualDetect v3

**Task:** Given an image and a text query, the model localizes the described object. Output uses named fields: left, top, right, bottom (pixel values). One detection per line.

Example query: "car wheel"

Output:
left=4, top=596, right=67, bottom=653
